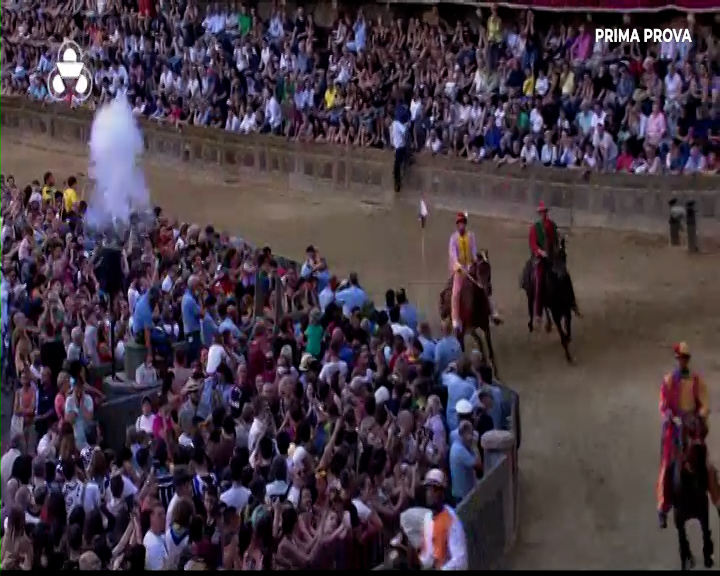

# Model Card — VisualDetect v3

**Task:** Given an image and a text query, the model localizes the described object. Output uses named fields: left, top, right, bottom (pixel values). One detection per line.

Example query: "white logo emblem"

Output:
left=47, top=40, right=94, bottom=102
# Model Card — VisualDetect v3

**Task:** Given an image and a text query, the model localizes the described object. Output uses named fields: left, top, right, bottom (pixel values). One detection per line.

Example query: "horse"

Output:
left=439, top=251, right=498, bottom=375
left=521, top=237, right=578, bottom=363
left=666, top=414, right=715, bottom=570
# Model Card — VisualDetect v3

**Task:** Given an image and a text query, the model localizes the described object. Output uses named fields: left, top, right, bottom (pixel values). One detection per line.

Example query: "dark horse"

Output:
left=521, top=237, right=578, bottom=363
left=439, top=251, right=498, bottom=375
left=666, top=415, right=715, bottom=570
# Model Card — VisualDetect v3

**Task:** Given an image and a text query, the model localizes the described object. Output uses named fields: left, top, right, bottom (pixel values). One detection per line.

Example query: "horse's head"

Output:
left=470, top=250, right=492, bottom=294
left=552, top=236, right=569, bottom=278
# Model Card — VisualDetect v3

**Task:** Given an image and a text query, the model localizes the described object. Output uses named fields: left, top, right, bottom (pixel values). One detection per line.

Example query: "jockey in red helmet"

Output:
left=656, top=342, right=710, bottom=529
left=528, top=201, right=558, bottom=328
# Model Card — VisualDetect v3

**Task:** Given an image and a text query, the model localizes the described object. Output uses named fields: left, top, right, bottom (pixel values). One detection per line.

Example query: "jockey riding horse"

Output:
left=658, top=342, right=712, bottom=530
left=447, top=212, right=501, bottom=337
left=528, top=200, right=559, bottom=331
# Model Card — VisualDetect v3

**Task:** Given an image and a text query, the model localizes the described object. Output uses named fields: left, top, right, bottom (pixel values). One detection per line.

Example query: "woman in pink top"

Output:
left=54, top=372, right=71, bottom=428
left=646, top=101, right=667, bottom=148
left=152, top=394, right=177, bottom=441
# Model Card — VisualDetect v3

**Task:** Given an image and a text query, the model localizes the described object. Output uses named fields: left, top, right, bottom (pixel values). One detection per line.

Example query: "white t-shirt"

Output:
left=319, top=359, right=349, bottom=384
left=206, top=343, right=227, bottom=374
left=220, top=484, right=250, bottom=511
left=165, top=526, right=189, bottom=562
left=144, top=530, right=169, bottom=570
left=136, top=414, right=156, bottom=435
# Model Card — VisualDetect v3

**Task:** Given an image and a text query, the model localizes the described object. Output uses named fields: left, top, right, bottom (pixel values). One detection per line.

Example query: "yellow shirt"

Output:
left=63, top=187, right=79, bottom=212
left=42, top=185, right=57, bottom=202
left=487, top=16, right=502, bottom=43
left=324, top=87, right=336, bottom=109
left=561, top=72, right=575, bottom=97
left=523, top=75, right=535, bottom=97
left=457, top=234, right=471, bottom=266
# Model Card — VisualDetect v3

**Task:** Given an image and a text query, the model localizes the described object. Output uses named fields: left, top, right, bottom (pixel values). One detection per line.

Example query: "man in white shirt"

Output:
left=144, top=501, right=169, bottom=570
left=520, top=136, right=539, bottom=165
left=263, top=90, right=283, bottom=134
left=220, top=456, right=251, bottom=511
left=390, top=117, right=408, bottom=193
left=165, top=466, right=193, bottom=532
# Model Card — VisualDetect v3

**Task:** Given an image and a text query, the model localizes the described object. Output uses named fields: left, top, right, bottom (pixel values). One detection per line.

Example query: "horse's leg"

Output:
left=700, top=497, right=714, bottom=568
left=544, top=306, right=553, bottom=333
left=485, top=327, right=499, bottom=380
left=565, top=309, right=573, bottom=343
left=471, top=328, right=490, bottom=367
left=675, top=512, right=695, bottom=570
left=526, top=290, right=534, bottom=333
left=552, top=308, right=572, bottom=363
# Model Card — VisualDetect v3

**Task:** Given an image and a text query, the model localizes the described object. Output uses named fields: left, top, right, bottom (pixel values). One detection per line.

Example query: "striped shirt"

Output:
left=154, top=467, right=175, bottom=510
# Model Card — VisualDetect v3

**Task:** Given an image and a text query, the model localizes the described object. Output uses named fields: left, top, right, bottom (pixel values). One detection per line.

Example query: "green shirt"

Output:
left=239, top=14, right=251, bottom=36
left=517, top=111, right=529, bottom=131
left=305, top=324, right=323, bottom=358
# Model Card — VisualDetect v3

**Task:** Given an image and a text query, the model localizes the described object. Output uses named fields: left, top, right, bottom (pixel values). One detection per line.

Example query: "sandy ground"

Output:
left=3, top=136, right=720, bottom=569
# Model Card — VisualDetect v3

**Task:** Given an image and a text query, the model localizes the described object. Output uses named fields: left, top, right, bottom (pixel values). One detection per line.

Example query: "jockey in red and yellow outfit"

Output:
left=657, top=341, right=709, bottom=528
left=528, top=201, right=558, bottom=328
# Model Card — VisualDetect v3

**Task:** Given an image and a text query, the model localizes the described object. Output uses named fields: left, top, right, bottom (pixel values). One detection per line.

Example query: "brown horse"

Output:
left=439, top=251, right=498, bottom=374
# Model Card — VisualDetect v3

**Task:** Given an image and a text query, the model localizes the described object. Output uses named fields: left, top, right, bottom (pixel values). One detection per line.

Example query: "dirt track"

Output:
left=3, top=135, right=720, bottom=569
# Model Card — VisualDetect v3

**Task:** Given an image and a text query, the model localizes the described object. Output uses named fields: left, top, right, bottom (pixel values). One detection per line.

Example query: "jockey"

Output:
left=657, top=341, right=709, bottom=529
left=528, top=201, right=559, bottom=328
left=448, top=213, right=500, bottom=332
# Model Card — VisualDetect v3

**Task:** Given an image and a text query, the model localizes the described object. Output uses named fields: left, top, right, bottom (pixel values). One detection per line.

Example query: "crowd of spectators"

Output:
left=0, top=163, right=514, bottom=569
left=2, top=1, right=718, bottom=175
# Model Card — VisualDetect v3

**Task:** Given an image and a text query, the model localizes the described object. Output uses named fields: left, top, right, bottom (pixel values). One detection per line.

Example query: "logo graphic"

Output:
left=47, top=40, right=94, bottom=103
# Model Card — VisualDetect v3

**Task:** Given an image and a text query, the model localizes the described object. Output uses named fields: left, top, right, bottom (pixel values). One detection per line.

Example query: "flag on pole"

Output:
left=419, top=197, right=429, bottom=228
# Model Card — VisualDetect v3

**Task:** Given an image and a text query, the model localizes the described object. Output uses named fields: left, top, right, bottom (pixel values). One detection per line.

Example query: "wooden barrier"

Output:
left=2, top=97, right=719, bottom=237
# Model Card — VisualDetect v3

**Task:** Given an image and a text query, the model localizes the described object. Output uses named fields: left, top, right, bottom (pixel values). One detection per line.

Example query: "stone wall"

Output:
left=3, top=97, right=719, bottom=237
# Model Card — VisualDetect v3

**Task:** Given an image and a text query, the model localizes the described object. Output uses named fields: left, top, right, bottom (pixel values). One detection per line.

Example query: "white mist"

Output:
left=86, top=97, right=149, bottom=230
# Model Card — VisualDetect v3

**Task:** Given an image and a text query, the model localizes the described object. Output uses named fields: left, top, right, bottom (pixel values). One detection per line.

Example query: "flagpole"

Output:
left=419, top=196, right=429, bottom=317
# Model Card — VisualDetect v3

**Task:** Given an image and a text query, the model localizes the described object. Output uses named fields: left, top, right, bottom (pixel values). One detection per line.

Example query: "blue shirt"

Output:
left=449, top=440, right=477, bottom=501
left=218, top=317, right=242, bottom=340
left=443, top=372, right=476, bottom=431
left=334, top=285, right=369, bottom=317
left=132, top=292, right=154, bottom=336
left=418, top=335, right=436, bottom=364
left=201, top=314, right=218, bottom=348
left=182, top=290, right=202, bottom=334
left=400, top=303, right=418, bottom=332
left=479, top=383, right=505, bottom=430
left=315, top=270, right=330, bottom=292
left=434, top=336, right=462, bottom=376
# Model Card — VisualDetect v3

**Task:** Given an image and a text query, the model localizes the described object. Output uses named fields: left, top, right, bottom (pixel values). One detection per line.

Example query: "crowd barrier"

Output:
left=2, top=97, right=523, bottom=569
left=2, top=97, right=720, bottom=238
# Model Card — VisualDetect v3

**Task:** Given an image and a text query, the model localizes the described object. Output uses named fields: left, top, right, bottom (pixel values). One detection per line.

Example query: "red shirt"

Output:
left=616, top=152, right=634, bottom=172
left=247, top=340, right=267, bottom=387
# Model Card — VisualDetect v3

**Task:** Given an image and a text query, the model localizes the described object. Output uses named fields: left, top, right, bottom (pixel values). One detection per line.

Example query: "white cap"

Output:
left=456, top=399, right=473, bottom=416
left=374, top=386, right=390, bottom=405
left=423, top=468, right=447, bottom=488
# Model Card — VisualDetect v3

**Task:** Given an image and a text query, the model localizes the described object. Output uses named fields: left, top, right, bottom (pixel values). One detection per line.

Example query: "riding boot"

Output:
left=658, top=510, right=668, bottom=529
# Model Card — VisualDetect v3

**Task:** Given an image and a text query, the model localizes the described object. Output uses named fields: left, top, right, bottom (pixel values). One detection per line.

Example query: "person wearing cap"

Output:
left=656, top=342, right=709, bottom=528
left=419, top=469, right=468, bottom=570
left=528, top=200, right=559, bottom=328
left=448, top=212, right=477, bottom=333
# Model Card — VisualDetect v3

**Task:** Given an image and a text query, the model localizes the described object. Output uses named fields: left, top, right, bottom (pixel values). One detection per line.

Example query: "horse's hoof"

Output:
left=492, top=316, right=503, bottom=326
left=705, top=556, right=714, bottom=569
left=527, top=322, right=534, bottom=333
